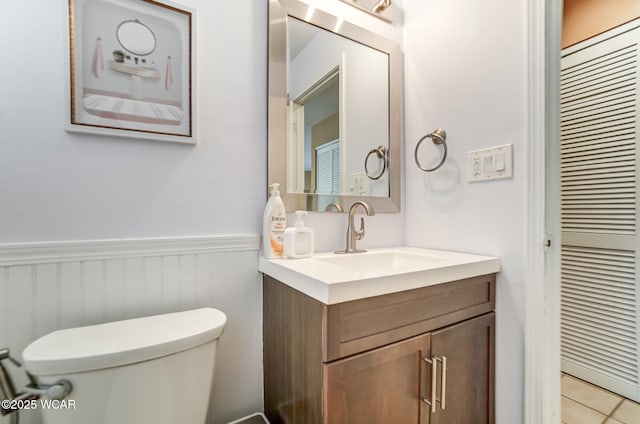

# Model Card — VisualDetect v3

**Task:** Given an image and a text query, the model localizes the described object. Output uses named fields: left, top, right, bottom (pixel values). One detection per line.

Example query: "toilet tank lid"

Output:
left=22, top=307, right=227, bottom=376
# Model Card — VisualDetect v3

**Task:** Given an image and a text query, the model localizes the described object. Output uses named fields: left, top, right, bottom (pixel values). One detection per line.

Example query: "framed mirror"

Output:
left=269, top=0, right=401, bottom=212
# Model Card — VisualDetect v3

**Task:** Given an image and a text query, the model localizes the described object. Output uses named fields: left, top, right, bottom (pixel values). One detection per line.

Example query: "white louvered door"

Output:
left=560, top=21, right=640, bottom=402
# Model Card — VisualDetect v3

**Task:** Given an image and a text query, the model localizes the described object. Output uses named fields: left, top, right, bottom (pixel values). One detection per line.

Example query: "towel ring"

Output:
left=414, top=129, right=447, bottom=172
left=364, top=146, right=387, bottom=180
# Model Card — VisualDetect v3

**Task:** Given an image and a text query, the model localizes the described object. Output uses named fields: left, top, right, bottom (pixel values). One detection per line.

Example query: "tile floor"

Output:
left=562, top=373, right=640, bottom=424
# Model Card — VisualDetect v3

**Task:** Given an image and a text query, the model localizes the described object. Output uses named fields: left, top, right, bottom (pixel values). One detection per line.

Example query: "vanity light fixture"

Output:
left=305, top=5, right=315, bottom=21
left=338, top=0, right=394, bottom=23
left=372, top=0, right=392, bottom=13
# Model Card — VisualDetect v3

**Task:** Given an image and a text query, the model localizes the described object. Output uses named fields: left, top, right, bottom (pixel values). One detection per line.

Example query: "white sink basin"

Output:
left=316, top=251, right=445, bottom=272
left=259, top=247, right=500, bottom=304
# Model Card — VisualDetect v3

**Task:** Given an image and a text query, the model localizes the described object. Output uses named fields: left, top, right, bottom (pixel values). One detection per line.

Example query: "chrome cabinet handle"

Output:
left=441, top=356, right=447, bottom=410
left=423, top=356, right=437, bottom=413
left=422, top=357, right=431, bottom=408
left=431, top=357, right=437, bottom=413
left=424, top=355, right=448, bottom=413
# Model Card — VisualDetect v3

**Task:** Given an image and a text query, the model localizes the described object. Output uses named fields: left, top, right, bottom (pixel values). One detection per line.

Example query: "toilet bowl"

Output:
left=22, top=307, right=226, bottom=424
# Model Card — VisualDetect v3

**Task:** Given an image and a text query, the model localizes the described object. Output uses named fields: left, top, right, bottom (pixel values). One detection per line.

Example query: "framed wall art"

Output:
left=67, top=0, right=195, bottom=144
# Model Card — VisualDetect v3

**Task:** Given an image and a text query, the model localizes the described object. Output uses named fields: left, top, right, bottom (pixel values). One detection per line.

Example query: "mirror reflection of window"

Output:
left=311, top=111, right=340, bottom=194
left=316, top=139, right=340, bottom=195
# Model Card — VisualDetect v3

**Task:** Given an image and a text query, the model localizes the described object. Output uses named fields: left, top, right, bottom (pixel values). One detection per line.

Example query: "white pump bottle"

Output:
left=283, top=210, right=315, bottom=259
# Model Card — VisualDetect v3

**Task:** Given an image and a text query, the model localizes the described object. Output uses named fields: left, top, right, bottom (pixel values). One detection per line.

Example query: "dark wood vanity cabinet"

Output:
left=325, top=333, right=431, bottom=423
left=263, top=273, right=496, bottom=424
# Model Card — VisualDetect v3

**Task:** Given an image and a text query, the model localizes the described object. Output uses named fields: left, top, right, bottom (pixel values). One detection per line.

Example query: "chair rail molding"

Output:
left=0, top=235, right=260, bottom=267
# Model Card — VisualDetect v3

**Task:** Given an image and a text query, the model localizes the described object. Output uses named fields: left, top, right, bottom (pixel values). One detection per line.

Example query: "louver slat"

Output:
left=562, top=165, right=635, bottom=178
left=562, top=267, right=635, bottom=284
left=562, top=130, right=635, bottom=147
left=562, top=79, right=635, bottom=106
left=563, top=184, right=634, bottom=192
left=560, top=24, right=639, bottom=399
left=562, top=90, right=635, bottom=116
left=561, top=120, right=635, bottom=139
left=562, top=112, right=634, bottom=133
left=562, top=339, right=638, bottom=381
left=561, top=95, right=634, bottom=114
left=562, top=103, right=635, bottom=124
left=561, top=246, right=638, bottom=386
left=562, top=326, right=637, bottom=361
left=563, top=298, right=636, bottom=325
left=563, top=249, right=635, bottom=266
left=562, top=148, right=635, bottom=163
left=562, top=335, right=636, bottom=370
left=563, top=314, right=635, bottom=342
left=561, top=45, right=636, bottom=81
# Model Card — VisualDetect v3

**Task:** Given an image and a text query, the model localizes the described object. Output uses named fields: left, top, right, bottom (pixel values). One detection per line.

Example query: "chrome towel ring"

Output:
left=364, top=145, right=387, bottom=180
left=415, top=129, right=447, bottom=172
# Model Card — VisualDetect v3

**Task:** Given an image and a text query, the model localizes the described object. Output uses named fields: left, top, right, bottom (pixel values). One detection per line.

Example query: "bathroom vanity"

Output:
left=260, top=247, right=499, bottom=424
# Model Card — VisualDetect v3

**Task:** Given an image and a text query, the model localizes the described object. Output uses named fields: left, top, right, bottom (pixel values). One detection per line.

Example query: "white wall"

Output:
left=0, top=0, right=266, bottom=243
left=0, top=1, right=267, bottom=424
left=403, top=0, right=527, bottom=422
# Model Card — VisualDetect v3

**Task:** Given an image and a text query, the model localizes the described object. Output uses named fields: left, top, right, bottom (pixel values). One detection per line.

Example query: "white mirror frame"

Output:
left=268, top=0, right=402, bottom=212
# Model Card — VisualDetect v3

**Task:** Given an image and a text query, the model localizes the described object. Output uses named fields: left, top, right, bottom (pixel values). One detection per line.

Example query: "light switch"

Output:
left=495, top=152, right=506, bottom=171
left=483, top=155, right=494, bottom=173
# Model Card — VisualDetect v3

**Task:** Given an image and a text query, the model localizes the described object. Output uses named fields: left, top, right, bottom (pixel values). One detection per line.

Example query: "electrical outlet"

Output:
left=471, top=155, right=481, bottom=177
left=467, top=144, right=513, bottom=182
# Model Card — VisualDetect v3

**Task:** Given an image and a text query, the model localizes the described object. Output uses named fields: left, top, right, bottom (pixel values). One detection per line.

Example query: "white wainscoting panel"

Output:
left=0, top=235, right=262, bottom=424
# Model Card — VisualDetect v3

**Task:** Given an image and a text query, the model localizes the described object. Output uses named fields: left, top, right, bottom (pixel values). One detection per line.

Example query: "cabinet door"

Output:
left=429, top=313, right=495, bottom=424
left=324, top=333, right=432, bottom=424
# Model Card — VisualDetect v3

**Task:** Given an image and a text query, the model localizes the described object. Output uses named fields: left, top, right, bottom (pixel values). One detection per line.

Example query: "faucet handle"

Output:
left=355, top=217, right=366, bottom=240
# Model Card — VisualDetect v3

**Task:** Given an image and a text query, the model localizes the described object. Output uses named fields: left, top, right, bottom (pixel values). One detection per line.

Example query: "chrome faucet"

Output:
left=324, top=202, right=344, bottom=212
left=335, top=201, right=375, bottom=254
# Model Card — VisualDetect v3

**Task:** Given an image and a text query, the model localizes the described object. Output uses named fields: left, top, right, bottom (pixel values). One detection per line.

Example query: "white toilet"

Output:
left=22, top=307, right=226, bottom=424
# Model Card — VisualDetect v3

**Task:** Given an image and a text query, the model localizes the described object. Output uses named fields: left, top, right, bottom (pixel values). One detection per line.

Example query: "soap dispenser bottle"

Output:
left=263, top=183, right=286, bottom=259
left=283, top=211, right=315, bottom=259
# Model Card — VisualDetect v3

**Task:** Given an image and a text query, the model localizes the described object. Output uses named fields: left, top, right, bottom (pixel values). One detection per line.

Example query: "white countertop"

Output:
left=258, top=246, right=500, bottom=304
